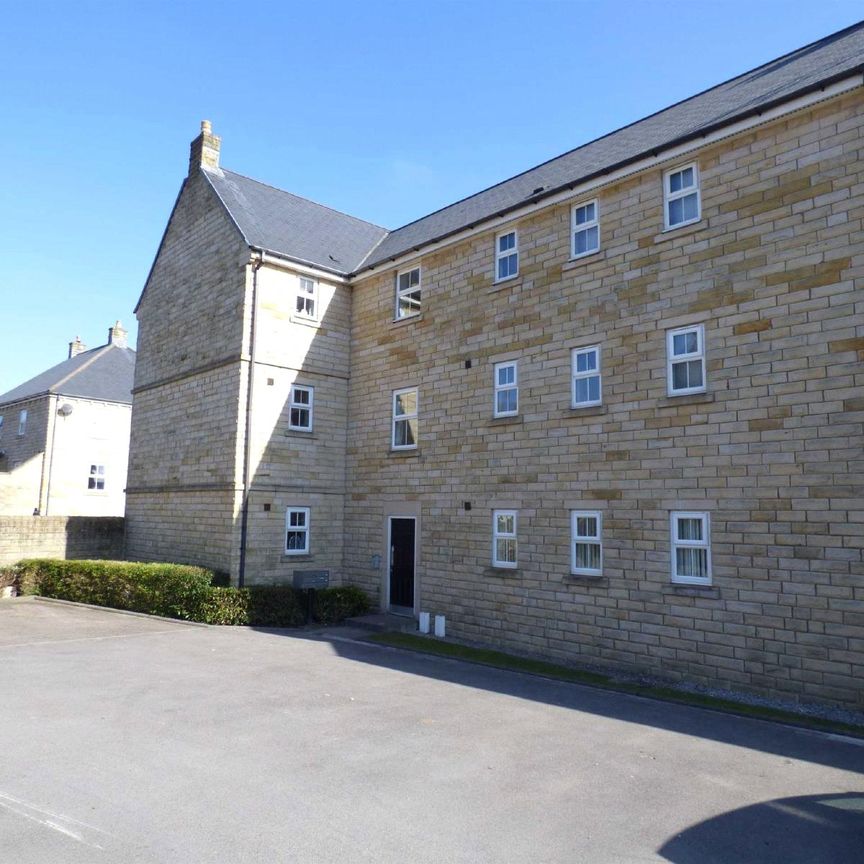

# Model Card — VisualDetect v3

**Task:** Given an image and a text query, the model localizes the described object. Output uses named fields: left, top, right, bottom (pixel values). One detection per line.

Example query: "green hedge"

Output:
left=15, top=559, right=370, bottom=627
left=16, top=559, right=212, bottom=620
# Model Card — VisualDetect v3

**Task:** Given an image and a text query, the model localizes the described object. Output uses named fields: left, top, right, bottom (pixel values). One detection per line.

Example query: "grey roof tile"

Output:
left=0, top=344, right=136, bottom=406
left=361, top=22, right=864, bottom=269
left=203, top=169, right=388, bottom=275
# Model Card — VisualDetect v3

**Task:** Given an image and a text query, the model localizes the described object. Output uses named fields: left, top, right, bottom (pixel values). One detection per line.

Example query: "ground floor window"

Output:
left=671, top=511, right=711, bottom=584
left=285, top=507, right=310, bottom=554
left=492, top=509, right=518, bottom=568
left=571, top=511, right=602, bottom=575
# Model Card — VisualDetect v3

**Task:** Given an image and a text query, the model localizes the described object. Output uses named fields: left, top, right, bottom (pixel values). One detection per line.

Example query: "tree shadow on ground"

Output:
left=657, top=792, right=864, bottom=864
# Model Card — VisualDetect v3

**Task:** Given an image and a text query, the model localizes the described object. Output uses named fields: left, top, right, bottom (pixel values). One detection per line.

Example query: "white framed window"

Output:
left=493, top=361, right=518, bottom=417
left=664, top=163, right=701, bottom=229
left=667, top=325, right=705, bottom=395
left=572, top=200, right=600, bottom=258
left=492, top=509, right=518, bottom=568
left=17, top=410, right=27, bottom=436
left=285, top=507, right=311, bottom=555
left=571, top=511, right=602, bottom=576
left=495, top=230, right=518, bottom=281
left=671, top=512, right=711, bottom=585
left=296, top=276, right=317, bottom=320
left=396, top=266, right=421, bottom=319
left=571, top=346, right=601, bottom=407
left=289, top=384, right=314, bottom=431
left=0, top=416, right=4, bottom=437
left=392, top=387, right=418, bottom=449
left=87, top=464, right=106, bottom=491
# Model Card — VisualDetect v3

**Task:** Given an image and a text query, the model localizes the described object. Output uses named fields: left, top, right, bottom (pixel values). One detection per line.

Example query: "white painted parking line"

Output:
left=0, top=791, right=111, bottom=851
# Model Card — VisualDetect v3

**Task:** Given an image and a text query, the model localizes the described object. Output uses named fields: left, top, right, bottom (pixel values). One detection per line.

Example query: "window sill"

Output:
left=486, top=277, right=522, bottom=294
left=562, top=251, right=602, bottom=271
left=563, top=574, right=607, bottom=585
left=281, top=554, right=313, bottom=563
left=488, top=415, right=522, bottom=426
left=657, top=391, right=714, bottom=408
left=290, top=315, right=321, bottom=329
left=654, top=220, right=706, bottom=243
left=565, top=405, right=606, bottom=418
left=483, top=566, right=520, bottom=577
left=391, top=314, right=422, bottom=327
left=664, top=584, right=719, bottom=598
left=285, top=429, right=317, bottom=439
left=389, top=448, right=420, bottom=458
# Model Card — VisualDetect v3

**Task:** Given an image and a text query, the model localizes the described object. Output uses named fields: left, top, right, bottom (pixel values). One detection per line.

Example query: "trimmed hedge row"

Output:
left=14, top=559, right=369, bottom=626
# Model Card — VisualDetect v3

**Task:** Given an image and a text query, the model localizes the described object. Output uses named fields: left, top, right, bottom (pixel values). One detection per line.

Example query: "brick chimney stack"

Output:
left=108, top=320, right=128, bottom=348
left=189, top=120, right=221, bottom=175
left=68, top=336, right=87, bottom=359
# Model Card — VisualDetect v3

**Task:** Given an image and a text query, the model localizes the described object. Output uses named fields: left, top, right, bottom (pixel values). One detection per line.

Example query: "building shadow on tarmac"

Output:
left=656, top=792, right=864, bottom=864
left=253, top=626, right=864, bottom=778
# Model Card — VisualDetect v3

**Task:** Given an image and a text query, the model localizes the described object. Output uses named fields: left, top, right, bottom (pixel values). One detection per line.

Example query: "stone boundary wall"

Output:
left=0, top=516, right=125, bottom=566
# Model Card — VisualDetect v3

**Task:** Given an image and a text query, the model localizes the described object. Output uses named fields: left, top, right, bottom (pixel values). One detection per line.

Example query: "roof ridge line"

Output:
left=50, top=345, right=112, bottom=394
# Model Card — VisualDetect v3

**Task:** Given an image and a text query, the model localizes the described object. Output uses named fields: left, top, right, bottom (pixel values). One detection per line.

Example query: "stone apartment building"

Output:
left=127, top=23, right=864, bottom=709
left=0, top=323, right=135, bottom=516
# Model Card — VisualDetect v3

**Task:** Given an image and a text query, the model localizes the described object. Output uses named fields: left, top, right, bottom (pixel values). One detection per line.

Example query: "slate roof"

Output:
left=360, top=21, right=864, bottom=270
left=0, top=344, right=136, bottom=407
left=203, top=169, right=388, bottom=275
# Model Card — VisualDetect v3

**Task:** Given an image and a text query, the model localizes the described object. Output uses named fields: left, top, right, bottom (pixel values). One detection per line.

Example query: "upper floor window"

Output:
left=17, top=410, right=27, bottom=436
left=289, top=384, right=314, bottom=431
left=0, top=416, right=4, bottom=437
left=571, top=511, right=602, bottom=576
left=492, top=509, right=518, bottom=568
left=296, top=276, right=317, bottom=320
left=87, top=464, right=106, bottom=491
left=495, top=230, right=519, bottom=281
left=493, top=361, right=518, bottom=417
left=572, top=200, right=600, bottom=258
left=664, top=164, right=700, bottom=229
left=572, top=346, right=601, bottom=407
left=396, top=267, right=421, bottom=319
left=667, top=325, right=705, bottom=395
left=285, top=507, right=311, bottom=555
left=671, top=512, right=711, bottom=585
left=392, top=388, right=418, bottom=449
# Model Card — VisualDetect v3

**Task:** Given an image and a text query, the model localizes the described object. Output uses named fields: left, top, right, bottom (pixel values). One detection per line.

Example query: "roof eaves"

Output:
left=353, top=65, right=864, bottom=274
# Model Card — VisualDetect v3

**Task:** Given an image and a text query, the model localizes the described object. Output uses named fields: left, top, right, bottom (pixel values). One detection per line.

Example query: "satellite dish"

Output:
left=58, top=403, right=74, bottom=417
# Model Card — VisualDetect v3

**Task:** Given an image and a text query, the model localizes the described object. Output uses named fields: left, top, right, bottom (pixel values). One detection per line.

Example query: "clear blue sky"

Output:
left=0, top=0, right=861, bottom=395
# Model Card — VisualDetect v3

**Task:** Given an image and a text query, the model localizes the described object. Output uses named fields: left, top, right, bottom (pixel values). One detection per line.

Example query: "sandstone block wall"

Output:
left=0, top=516, right=125, bottom=566
left=344, top=90, right=864, bottom=709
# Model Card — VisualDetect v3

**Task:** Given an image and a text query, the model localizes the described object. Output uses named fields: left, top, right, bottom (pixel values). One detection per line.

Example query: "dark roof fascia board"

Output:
left=352, top=67, right=864, bottom=276
left=251, top=246, right=353, bottom=280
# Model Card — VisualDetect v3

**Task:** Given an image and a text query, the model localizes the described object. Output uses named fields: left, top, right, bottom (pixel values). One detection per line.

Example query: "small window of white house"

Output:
left=17, top=410, right=27, bottom=436
left=667, top=325, right=705, bottom=395
left=572, top=346, right=601, bottom=407
left=572, top=200, right=600, bottom=258
left=289, top=385, right=314, bottom=431
left=296, top=276, right=317, bottom=320
left=396, top=267, right=421, bottom=319
left=87, top=464, right=105, bottom=491
left=571, top=511, right=602, bottom=576
left=495, top=230, right=518, bottom=281
left=392, top=388, right=418, bottom=449
left=671, top=512, right=711, bottom=585
left=285, top=507, right=310, bottom=555
left=664, top=164, right=700, bottom=229
left=492, top=510, right=518, bottom=568
left=493, top=361, right=518, bottom=417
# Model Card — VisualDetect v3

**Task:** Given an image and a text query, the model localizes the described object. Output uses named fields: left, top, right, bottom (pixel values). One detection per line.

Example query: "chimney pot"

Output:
left=68, top=336, right=87, bottom=359
left=108, top=320, right=128, bottom=349
left=189, top=119, right=221, bottom=175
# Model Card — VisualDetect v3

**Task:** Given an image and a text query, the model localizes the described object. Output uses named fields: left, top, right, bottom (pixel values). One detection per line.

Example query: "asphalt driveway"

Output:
left=1, top=598, right=862, bottom=863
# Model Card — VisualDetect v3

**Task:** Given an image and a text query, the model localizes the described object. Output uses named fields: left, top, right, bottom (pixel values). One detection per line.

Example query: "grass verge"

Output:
left=368, top=632, right=864, bottom=739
